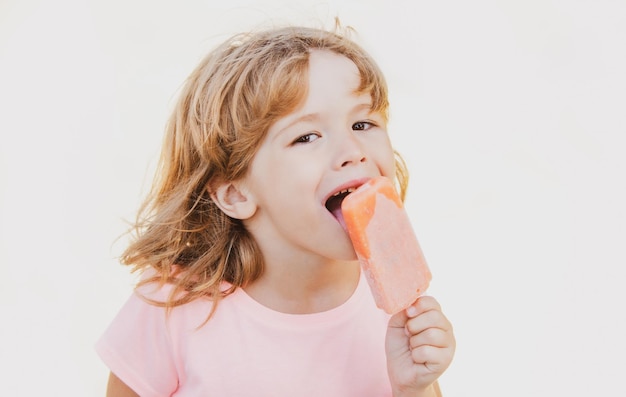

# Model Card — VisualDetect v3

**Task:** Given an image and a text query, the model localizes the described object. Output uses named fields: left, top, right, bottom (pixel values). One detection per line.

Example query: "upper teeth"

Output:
left=333, top=188, right=355, bottom=197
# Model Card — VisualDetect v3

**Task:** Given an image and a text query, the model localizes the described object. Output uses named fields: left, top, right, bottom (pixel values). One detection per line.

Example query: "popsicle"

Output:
left=341, top=176, right=431, bottom=314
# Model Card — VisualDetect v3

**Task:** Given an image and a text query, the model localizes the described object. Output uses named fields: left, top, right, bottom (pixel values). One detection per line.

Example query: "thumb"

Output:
left=386, top=306, right=412, bottom=361
left=388, top=306, right=410, bottom=331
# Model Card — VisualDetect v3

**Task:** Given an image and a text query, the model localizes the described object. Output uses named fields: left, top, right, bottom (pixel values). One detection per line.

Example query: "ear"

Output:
left=210, top=181, right=257, bottom=220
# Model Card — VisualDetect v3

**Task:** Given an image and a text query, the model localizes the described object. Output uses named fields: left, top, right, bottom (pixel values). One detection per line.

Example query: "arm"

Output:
left=422, top=380, right=443, bottom=397
left=433, top=380, right=442, bottom=397
left=106, top=372, right=140, bottom=397
left=393, top=381, right=442, bottom=397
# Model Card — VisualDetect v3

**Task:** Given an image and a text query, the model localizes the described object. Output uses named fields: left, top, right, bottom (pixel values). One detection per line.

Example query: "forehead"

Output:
left=307, top=49, right=363, bottom=96
left=300, top=47, right=388, bottom=123
left=266, top=51, right=377, bottom=137
left=302, top=50, right=376, bottom=120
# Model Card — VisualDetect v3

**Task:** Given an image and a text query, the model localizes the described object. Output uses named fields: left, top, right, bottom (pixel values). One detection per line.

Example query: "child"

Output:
left=97, top=24, right=455, bottom=397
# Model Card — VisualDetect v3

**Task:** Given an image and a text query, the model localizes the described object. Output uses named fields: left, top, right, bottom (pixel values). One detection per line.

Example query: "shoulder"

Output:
left=98, top=276, right=228, bottom=354
left=96, top=281, right=230, bottom=396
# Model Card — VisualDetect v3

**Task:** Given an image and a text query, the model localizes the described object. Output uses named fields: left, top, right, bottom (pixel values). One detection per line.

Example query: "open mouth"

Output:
left=325, top=188, right=356, bottom=230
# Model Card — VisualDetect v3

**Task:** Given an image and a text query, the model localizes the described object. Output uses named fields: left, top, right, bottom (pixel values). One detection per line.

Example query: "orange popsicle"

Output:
left=341, top=176, right=431, bottom=314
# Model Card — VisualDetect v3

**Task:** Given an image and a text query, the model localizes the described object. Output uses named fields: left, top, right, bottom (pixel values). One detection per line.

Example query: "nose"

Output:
left=333, top=131, right=367, bottom=169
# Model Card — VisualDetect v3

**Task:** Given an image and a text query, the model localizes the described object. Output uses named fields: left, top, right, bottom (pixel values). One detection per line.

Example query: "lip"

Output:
left=322, top=177, right=371, bottom=209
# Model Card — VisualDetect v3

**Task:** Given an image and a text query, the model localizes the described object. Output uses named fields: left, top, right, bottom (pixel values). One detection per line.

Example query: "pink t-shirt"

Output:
left=96, top=272, right=393, bottom=396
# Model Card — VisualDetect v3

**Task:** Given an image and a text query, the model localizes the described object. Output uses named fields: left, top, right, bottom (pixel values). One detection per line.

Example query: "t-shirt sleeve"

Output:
left=95, top=291, right=179, bottom=397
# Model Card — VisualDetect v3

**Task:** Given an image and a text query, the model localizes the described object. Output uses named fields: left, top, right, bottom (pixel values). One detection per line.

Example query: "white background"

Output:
left=1, top=0, right=625, bottom=395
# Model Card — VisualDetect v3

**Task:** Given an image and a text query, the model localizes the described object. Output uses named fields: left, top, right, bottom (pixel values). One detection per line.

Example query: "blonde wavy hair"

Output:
left=122, top=24, right=410, bottom=316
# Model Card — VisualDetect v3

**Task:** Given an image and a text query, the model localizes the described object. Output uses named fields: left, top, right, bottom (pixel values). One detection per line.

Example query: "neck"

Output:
left=243, top=258, right=360, bottom=314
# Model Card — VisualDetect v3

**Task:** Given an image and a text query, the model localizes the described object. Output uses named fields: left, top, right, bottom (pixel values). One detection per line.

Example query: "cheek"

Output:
left=377, top=139, right=397, bottom=177
left=385, top=155, right=397, bottom=178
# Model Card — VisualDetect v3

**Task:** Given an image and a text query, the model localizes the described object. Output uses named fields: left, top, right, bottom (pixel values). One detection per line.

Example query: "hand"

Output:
left=385, top=296, right=455, bottom=397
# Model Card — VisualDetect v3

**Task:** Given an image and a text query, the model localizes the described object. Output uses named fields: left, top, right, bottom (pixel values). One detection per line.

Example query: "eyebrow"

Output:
left=279, top=113, right=321, bottom=134
left=352, top=102, right=374, bottom=114
left=272, top=101, right=376, bottom=139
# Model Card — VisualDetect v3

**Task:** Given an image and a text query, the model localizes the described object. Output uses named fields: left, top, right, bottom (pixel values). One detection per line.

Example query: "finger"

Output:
left=390, top=296, right=443, bottom=330
left=388, top=305, right=410, bottom=330
left=410, top=345, right=454, bottom=374
left=405, top=309, right=452, bottom=336
left=410, top=344, right=441, bottom=367
left=409, top=327, right=451, bottom=349
left=405, top=295, right=442, bottom=318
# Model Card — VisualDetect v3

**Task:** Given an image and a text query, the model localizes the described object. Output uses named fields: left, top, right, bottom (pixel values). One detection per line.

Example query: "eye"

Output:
left=293, top=132, right=321, bottom=144
left=352, top=121, right=375, bottom=131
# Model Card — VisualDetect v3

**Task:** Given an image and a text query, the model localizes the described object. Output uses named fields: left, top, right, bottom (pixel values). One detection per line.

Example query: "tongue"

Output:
left=332, top=207, right=347, bottom=231
left=327, top=195, right=348, bottom=231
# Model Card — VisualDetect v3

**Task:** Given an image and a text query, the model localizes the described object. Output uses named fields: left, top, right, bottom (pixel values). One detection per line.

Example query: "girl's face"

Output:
left=242, top=50, right=396, bottom=265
